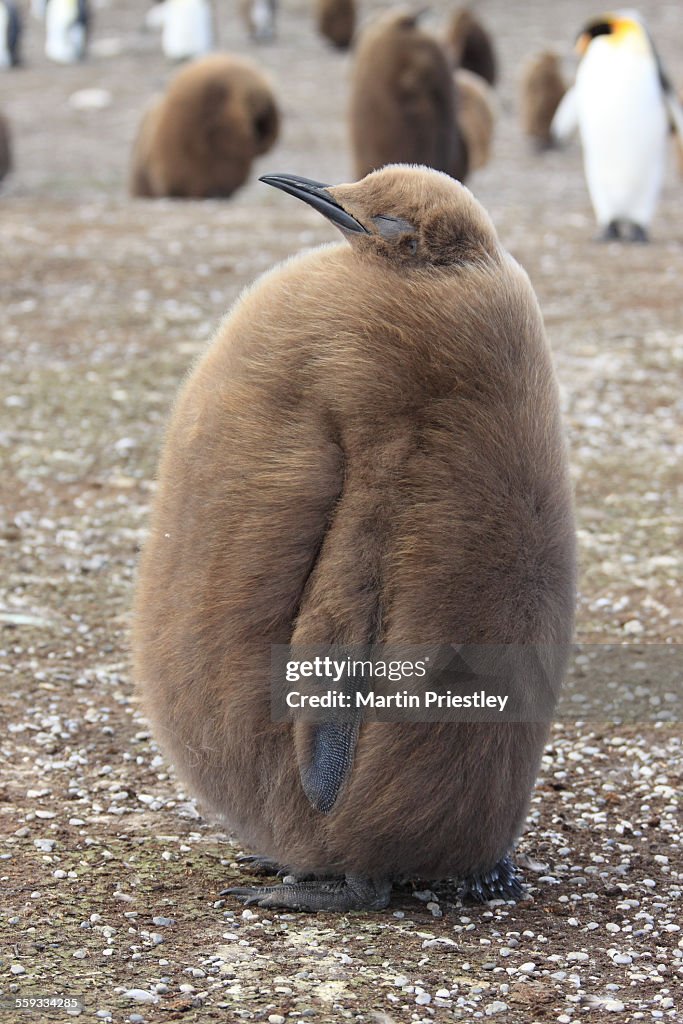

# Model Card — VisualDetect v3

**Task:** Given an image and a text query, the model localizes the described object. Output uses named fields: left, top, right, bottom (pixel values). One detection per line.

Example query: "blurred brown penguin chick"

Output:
left=130, top=54, right=279, bottom=199
left=239, top=0, right=277, bottom=42
left=454, top=68, right=495, bottom=171
left=520, top=50, right=566, bottom=151
left=133, top=163, right=576, bottom=913
left=315, top=0, right=355, bottom=50
left=445, top=7, right=497, bottom=85
left=349, top=10, right=468, bottom=181
left=0, top=112, right=11, bottom=183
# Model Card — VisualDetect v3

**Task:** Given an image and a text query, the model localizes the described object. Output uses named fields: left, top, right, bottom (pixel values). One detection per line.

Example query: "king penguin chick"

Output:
left=0, top=111, right=11, bottom=181
left=146, top=0, right=213, bottom=62
left=130, top=54, right=279, bottom=199
left=552, top=11, right=683, bottom=242
left=239, top=0, right=277, bottom=43
left=133, top=164, right=577, bottom=913
left=445, top=7, right=497, bottom=86
left=349, top=10, right=468, bottom=182
left=0, top=0, right=21, bottom=67
left=520, top=50, right=566, bottom=151
left=315, top=0, right=355, bottom=50
left=454, top=68, right=495, bottom=172
left=45, top=0, right=89, bottom=63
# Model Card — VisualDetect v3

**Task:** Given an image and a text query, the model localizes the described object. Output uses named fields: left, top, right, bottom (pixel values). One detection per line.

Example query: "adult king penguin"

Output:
left=552, top=11, right=683, bottom=241
left=133, top=164, right=576, bottom=912
left=44, top=0, right=89, bottom=63
left=146, top=0, right=213, bottom=62
left=0, top=0, right=21, bottom=67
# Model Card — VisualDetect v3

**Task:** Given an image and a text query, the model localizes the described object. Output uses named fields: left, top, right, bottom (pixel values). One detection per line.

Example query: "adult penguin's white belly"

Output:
left=576, top=45, right=667, bottom=228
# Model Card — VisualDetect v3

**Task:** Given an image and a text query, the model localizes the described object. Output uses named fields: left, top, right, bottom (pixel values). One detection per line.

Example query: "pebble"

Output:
left=123, top=990, right=157, bottom=1004
left=485, top=1002, right=508, bottom=1016
left=566, top=951, right=589, bottom=962
left=518, top=962, right=536, bottom=974
left=267, top=1016, right=285, bottom=1024
left=34, top=839, right=56, bottom=852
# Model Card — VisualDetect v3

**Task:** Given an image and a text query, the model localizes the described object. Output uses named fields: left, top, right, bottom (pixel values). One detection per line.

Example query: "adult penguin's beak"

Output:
left=260, top=173, right=370, bottom=234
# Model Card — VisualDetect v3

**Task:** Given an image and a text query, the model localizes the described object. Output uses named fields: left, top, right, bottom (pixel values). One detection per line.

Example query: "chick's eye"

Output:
left=406, top=238, right=418, bottom=255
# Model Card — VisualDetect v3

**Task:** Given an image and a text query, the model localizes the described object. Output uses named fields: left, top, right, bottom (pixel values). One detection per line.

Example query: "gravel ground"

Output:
left=1, top=0, right=682, bottom=1021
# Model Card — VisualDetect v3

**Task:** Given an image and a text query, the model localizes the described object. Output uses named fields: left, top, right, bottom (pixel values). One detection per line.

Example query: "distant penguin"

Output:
left=349, top=10, right=468, bottom=182
left=454, top=68, right=495, bottom=172
left=315, top=0, right=355, bottom=50
left=45, top=0, right=89, bottom=63
left=130, top=54, right=279, bottom=199
left=445, top=7, right=497, bottom=86
left=133, top=163, right=576, bottom=912
left=520, top=50, right=566, bottom=151
left=146, top=0, right=213, bottom=62
left=240, top=0, right=277, bottom=42
left=0, top=0, right=21, bottom=67
left=0, top=111, right=11, bottom=180
left=552, top=11, right=683, bottom=242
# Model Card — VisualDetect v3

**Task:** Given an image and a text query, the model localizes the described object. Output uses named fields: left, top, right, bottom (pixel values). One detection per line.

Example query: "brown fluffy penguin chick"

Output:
left=133, top=164, right=576, bottom=913
left=520, top=51, right=566, bottom=151
left=0, top=112, right=11, bottom=182
left=129, top=54, right=279, bottom=199
left=445, top=7, right=497, bottom=85
left=454, top=68, right=495, bottom=171
left=315, top=0, right=355, bottom=49
left=349, top=10, right=468, bottom=181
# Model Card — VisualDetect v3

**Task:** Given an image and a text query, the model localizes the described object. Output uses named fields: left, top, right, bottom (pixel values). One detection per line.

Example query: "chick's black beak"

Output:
left=259, top=173, right=369, bottom=234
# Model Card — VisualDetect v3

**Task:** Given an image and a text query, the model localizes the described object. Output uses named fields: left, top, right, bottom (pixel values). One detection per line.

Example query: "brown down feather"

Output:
left=349, top=10, right=469, bottom=183
left=133, top=165, right=576, bottom=883
left=520, top=50, right=566, bottom=150
left=130, top=54, right=279, bottom=199
left=315, top=0, right=355, bottom=49
left=445, top=7, right=497, bottom=86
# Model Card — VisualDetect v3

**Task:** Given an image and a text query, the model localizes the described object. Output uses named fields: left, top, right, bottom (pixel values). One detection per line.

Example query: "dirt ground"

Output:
left=1, top=0, right=682, bottom=1021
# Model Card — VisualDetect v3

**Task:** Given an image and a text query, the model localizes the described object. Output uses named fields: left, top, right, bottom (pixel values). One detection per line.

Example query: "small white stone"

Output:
left=567, top=951, right=589, bottom=962
left=10, top=965, right=25, bottom=975
left=623, top=619, right=644, bottom=635
left=485, top=1001, right=508, bottom=1015
left=518, top=962, right=536, bottom=974
left=612, top=953, right=632, bottom=965
left=123, top=990, right=157, bottom=1003
left=34, top=839, right=56, bottom=852
left=603, top=999, right=625, bottom=1012
left=393, top=976, right=409, bottom=987
left=267, top=1016, right=285, bottom=1024
left=415, top=992, right=431, bottom=1005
